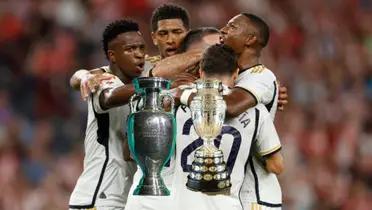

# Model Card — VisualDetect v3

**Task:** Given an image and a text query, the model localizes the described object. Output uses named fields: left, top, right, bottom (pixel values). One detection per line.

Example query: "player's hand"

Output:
left=80, top=73, right=114, bottom=101
left=278, top=85, right=288, bottom=111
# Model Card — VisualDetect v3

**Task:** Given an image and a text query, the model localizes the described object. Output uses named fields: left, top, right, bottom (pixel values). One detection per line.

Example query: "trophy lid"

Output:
left=133, top=77, right=171, bottom=91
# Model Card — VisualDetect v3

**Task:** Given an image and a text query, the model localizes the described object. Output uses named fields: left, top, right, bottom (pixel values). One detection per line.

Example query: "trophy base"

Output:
left=186, top=177, right=231, bottom=194
left=133, top=176, right=170, bottom=196
left=186, top=145, right=231, bottom=193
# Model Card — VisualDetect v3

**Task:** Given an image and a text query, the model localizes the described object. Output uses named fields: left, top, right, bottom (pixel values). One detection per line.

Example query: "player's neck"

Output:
left=109, top=64, right=132, bottom=84
left=237, top=50, right=260, bottom=71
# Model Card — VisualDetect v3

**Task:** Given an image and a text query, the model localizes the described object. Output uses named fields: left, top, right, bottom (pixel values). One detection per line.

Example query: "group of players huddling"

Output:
left=68, top=3, right=288, bottom=210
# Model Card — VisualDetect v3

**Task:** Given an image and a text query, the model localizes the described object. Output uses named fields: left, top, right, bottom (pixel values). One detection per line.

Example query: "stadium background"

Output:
left=0, top=0, right=371, bottom=209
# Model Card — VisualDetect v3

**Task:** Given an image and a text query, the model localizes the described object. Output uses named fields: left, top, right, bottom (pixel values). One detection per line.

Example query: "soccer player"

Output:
left=69, top=19, right=145, bottom=210
left=123, top=26, right=220, bottom=210
left=173, top=44, right=283, bottom=210
left=70, top=3, right=198, bottom=99
left=220, top=13, right=284, bottom=209
left=178, top=13, right=284, bottom=209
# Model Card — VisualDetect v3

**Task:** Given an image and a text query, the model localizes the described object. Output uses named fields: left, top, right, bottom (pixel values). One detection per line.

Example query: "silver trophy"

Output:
left=186, top=79, right=231, bottom=192
left=127, top=77, right=176, bottom=196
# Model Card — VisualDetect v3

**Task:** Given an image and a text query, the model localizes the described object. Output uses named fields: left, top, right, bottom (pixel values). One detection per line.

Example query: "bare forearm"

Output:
left=152, top=50, right=202, bottom=79
left=100, top=84, right=135, bottom=110
left=265, top=152, right=284, bottom=175
left=224, top=88, right=257, bottom=118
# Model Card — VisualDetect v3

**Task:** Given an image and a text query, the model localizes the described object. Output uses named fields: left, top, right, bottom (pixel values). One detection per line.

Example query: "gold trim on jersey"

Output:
left=250, top=65, right=265, bottom=74
left=145, top=55, right=161, bottom=65
left=259, top=144, right=282, bottom=156
left=251, top=203, right=262, bottom=210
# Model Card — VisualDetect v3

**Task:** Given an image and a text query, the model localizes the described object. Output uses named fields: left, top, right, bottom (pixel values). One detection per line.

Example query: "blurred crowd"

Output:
left=0, top=0, right=371, bottom=209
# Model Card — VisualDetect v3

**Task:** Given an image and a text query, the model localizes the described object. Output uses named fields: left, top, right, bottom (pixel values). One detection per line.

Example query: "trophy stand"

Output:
left=186, top=79, right=231, bottom=193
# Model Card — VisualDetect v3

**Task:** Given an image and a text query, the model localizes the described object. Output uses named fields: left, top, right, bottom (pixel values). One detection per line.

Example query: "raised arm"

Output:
left=151, top=49, right=203, bottom=79
left=223, top=88, right=257, bottom=118
left=70, top=68, right=114, bottom=100
left=98, top=84, right=136, bottom=110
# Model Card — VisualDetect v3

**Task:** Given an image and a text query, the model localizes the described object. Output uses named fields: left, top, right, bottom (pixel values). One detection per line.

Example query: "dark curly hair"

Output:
left=201, top=44, right=238, bottom=76
left=151, top=4, right=190, bottom=32
left=102, top=19, right=139, bottom=59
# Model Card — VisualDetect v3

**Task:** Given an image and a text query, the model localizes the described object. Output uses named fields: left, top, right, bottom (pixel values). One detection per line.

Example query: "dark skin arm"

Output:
left=151, top=49, right=203, bottom=79
left=99, top=84, right=136, bottom=110
left=223, top=88, right=257, bottom=118
left=185, top=87, right=257, bottom=118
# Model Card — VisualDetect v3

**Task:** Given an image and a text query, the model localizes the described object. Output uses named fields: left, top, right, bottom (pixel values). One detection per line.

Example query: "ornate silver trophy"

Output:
left=127, top=77, right=176, bottom=196
left=186, top=79, right=231, bottom=192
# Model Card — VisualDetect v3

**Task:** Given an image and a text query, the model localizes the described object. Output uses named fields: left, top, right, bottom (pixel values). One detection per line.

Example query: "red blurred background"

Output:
left=0, top=0, right=371, bottom=209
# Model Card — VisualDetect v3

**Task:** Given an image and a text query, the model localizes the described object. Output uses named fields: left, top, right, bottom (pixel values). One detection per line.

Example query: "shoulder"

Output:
left=238, top=65, right=276, bottom=80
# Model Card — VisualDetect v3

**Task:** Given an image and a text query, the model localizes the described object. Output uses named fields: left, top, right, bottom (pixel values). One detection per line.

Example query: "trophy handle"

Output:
left=129, top=93, right=142, bottom=113
left=159, top=92, right=175, bottom=113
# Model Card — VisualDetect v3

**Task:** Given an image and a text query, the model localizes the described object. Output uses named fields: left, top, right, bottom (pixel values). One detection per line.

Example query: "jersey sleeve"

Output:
left=255, top=107, right=281, bottom=156
left=235, top=69, right=277, bottom=105
left=92, top=78, right=118, bottom=114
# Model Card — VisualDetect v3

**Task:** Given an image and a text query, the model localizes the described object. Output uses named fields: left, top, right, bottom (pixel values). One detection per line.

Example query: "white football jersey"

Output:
left=172, top=103, right=280, bottom=210
left=235, top=64, right=282, bottom=209
left=69, top=66, right=136, bottom=209
left=235, top=64, right=278, bottom=120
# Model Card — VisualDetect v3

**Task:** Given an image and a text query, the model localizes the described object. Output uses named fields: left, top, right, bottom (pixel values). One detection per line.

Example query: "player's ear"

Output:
left=244, top=34, right=257, bottom=47
left=108, top=50, right=116, bottom=63
left=151, top=32, right=158, bottom=46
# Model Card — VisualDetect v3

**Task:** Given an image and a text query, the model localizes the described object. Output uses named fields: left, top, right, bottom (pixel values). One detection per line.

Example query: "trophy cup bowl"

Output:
left=186, top=79, right=231, bottom=193
left=127, top=77, right=176, bottom=196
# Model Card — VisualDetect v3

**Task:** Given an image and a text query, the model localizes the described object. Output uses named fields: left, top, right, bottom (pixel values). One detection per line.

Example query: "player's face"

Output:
left=152, top=19, right=188, bottom=58
left=220, top=14, right=255, bottom=54
left=109, top=31, right=145, bottom=78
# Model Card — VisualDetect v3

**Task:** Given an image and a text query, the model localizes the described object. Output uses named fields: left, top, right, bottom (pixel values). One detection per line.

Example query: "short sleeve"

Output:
left=92, top=78, right=119, bottom=114
left=235, top=68, right=276, bottom=105
left=255, top=107, right=281, bottom=156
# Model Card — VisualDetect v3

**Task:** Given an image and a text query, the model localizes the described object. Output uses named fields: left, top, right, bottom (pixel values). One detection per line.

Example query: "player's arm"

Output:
left=255, top=108, right=284, bottom=175
left=99, top=84, right=136, bottom=110
left=264, top=151, right=284, bottom=175
left=70, top=68, right=114, bottom=100
left=179, top=87, right=257, bottom=116
left=151, top=49, right=203, bottom=79
left=223, top=88, right=257, bottom=118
